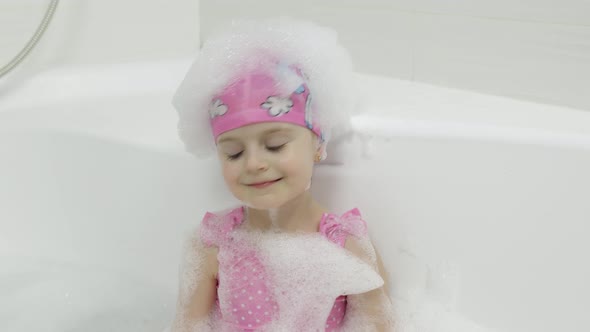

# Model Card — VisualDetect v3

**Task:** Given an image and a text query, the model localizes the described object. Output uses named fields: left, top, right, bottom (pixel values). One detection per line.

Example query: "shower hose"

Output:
left=0, top=0, right=59, bottom=79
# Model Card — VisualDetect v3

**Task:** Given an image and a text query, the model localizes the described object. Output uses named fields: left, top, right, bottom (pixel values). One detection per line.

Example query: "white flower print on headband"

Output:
left=261, top=96, right=293, bottom=117
left=209, top=99, right=228, bottom=118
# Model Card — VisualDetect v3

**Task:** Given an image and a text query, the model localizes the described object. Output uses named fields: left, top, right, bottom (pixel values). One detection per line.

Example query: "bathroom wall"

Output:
left=200, top=0, right=590, bottom=112
left=2, top=1, right=589, bottom=111
left=0, top=0, right=199, bottom=74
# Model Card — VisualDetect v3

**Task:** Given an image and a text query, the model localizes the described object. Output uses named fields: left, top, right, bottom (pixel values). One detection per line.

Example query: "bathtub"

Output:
left=1, top=60, right=589, bottom=332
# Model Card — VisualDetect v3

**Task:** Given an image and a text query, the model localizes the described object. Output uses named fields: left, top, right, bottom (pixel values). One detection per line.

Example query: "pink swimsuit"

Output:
left=200, top=206, right=369, bottom=331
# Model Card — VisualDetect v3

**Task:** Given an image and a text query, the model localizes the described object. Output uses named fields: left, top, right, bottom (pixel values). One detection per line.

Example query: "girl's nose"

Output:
left=245, top=150, right=269, bottom=172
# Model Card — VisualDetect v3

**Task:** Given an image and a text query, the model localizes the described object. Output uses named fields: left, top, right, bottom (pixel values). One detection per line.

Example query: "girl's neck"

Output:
left=244, top=191, right=327, bottom=233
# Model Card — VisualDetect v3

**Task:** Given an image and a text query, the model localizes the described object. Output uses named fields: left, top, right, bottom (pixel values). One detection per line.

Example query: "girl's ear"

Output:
left=315, top=140, right=327, bottom=162
left=310, top=132, right=327, bottom=162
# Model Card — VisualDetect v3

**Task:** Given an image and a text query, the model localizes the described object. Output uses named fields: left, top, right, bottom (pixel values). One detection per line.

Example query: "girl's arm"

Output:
left=344, top=237, right=395, bottom=332
left=170, top=235, right=219, bottom=332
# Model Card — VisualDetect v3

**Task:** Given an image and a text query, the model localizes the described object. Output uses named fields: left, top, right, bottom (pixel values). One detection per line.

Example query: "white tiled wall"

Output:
left=0, top=0, right=199, bottom=73
left=2, top=1, right=588, bottom=111
left=200, top=0, right=590, bottom=111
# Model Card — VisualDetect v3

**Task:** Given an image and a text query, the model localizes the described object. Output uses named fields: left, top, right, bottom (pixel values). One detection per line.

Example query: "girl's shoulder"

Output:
left=319, top=207, right=369, bottom=247
left=198, top=206, right=370, bottom=247
left=321, top=208, right=381, bottom=273
left=199, top=206, right=245, bottom=247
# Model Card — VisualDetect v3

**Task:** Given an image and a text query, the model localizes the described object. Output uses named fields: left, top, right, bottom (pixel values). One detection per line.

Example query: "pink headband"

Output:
left=208, top=67, right=323, bottom=142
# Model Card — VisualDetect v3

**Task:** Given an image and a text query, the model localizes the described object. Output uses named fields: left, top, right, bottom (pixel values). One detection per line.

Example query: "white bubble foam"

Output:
left=176, top=228, right=206, bottom=306
left=170, top=223, right=397, bottom=331
left=172, top=17, right=357, bottom=158
left=170, top=227, right=227, bottom=332
left=169, top=216, right=498, bottom=332
left=340, top=287, right=395, bottom=331
left=390, top=296, right=498, bottom=332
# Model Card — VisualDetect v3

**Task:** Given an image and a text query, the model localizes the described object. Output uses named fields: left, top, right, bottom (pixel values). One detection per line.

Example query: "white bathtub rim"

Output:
left=351, top=114, right=590, bottom=151
left=1, top=59, right=590, bottom=153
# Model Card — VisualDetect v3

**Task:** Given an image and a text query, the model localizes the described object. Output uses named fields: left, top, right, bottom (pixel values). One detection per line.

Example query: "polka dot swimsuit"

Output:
left=200, top=206, right=368, bottom=331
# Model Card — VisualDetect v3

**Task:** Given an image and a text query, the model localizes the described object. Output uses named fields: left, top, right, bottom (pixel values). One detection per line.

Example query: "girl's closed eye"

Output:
left=227, top=151, right=243, bottom=160
left=267, top=143, right=286, bottom=152
left=265, top=133, right=290, bottom=152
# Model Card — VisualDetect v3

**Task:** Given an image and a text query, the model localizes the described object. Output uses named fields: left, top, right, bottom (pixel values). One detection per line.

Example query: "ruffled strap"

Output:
left=200, top=206, right=245, bottom=247
left=319, top=207, right=368, bottom=247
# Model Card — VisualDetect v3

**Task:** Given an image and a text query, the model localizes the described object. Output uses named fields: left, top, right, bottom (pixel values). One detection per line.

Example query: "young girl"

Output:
left=169, top=18, right=394, bottom=331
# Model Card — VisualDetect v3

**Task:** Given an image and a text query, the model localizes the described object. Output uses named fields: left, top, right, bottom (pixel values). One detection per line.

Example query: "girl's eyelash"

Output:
left=267, top=144, right=286, bottom=152
left=226, top=144, right=285, bottom=160
left=227, top=151, right=243, bottom=160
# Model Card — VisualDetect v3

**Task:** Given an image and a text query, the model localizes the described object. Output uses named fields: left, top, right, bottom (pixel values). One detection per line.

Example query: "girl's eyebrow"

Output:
left=217, top=128, right=292, bottom=144
left=217, top=136, right=237, bottom=144
left=263, top=128, right=292, bottom=137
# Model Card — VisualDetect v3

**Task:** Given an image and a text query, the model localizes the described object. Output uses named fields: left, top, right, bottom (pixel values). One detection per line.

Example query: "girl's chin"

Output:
left=237, top=186, right=309, bottom=210
left=238, top=192, right=290, bottom=210
left=239, top=199, right=285, bottom=210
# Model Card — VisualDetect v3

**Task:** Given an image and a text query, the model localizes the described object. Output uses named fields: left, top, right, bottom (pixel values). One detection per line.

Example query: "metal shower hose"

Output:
left=0, top=0, right=59, bottom=79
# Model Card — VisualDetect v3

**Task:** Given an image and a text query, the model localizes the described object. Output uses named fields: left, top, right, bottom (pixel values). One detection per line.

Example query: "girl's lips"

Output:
left=248, top=178, right=282, bottom=188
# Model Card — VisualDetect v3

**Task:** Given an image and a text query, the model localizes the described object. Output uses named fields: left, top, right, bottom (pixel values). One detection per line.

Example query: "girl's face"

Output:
left=216, top=122, right=318, bottom=210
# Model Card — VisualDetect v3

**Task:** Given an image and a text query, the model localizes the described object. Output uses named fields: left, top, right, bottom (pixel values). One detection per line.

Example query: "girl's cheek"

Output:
left=276, top=152, right=291, bottom=164
left=276, top=149, right=297, bottom=167
left=222, top=163, right=238, bottom=182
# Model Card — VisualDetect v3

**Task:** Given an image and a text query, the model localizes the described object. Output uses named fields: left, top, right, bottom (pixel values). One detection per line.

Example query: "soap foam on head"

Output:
left=172, top=17, right=357, bottom=158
